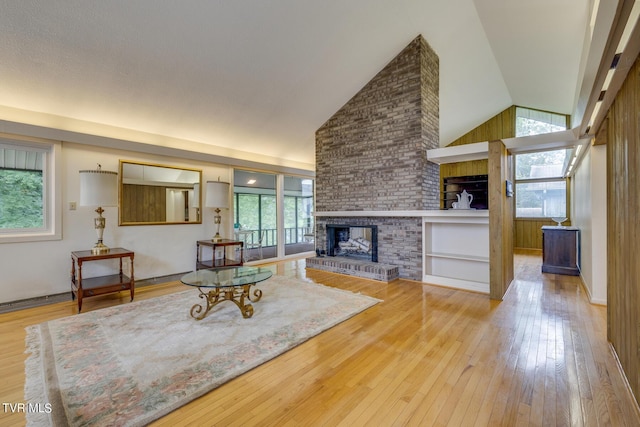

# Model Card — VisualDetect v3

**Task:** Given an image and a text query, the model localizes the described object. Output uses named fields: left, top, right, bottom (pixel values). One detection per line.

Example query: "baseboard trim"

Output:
left=608, top=342, right=640, bottom=420
left=0, top=292, right=71, bottom=314
left=577, top=273, right=607, bottom=306
left=0, top=272, right=188, bottom=314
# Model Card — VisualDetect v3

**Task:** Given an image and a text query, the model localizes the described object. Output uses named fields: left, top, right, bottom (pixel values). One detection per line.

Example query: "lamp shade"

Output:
left=79, top=169, right=118, bottom=207
left=205, top=180, right=230, bottom=208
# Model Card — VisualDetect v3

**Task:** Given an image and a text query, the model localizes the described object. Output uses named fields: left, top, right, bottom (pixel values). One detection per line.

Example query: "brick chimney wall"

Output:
left=314, top=35, right=440, bottom=280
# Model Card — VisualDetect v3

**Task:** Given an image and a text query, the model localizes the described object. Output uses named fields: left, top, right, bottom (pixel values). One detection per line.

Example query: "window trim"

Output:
left=0, top=136, right=62, bottom=243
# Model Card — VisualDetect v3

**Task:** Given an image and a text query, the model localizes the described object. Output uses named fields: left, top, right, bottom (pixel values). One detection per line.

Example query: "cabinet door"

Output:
left=542, top=229, right=579, bottom=275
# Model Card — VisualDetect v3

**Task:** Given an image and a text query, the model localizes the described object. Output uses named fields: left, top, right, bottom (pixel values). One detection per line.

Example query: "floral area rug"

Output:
left=24, top=275, right=380, bottom=426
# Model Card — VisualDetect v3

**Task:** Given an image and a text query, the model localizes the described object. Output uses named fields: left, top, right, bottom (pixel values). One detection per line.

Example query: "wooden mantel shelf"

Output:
left=315, top=210, right=489, bottom=220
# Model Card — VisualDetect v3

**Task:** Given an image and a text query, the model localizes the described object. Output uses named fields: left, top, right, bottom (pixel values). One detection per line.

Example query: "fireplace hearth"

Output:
left=326, top=224, right=378, bottom=262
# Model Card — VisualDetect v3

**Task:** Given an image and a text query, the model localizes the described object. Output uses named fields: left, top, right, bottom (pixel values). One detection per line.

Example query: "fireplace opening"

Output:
left=326, top=224, right=378, bottom=262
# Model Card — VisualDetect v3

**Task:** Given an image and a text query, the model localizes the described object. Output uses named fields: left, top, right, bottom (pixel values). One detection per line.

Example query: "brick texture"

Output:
left=314, top=35, right=440, bottom=280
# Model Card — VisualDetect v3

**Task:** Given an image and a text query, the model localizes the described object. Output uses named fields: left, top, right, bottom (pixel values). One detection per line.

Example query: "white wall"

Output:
left=572, top=143, right=607, bottom=304
left=0, top=141, right=233, bottom=304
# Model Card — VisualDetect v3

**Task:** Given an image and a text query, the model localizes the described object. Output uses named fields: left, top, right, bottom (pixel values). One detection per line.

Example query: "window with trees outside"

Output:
left=283, top=176, right=314, bottom=256
left=515, top=107, right=568, bottom=137
left=233, top=171, right=277, bottom=261
left=515, top=149, right=569, bottom=218
left=514, top=108, right=569, bottom=219
left=0, top=138, right=61, bottom=242
left=233, top=170, right=315, bottom=261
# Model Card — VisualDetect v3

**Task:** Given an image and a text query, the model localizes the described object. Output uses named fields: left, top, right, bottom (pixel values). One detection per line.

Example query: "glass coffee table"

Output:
left=180, top=266, right=273, bottom=320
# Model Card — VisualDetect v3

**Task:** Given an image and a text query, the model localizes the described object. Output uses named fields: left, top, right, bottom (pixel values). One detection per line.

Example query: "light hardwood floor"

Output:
left=1, top=251, right=639, bottom=426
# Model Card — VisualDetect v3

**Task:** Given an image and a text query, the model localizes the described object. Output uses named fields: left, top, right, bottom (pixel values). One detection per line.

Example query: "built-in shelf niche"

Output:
left=422, top=211, right=489, bottom=294
left=442, top=174, right=488, bottom=210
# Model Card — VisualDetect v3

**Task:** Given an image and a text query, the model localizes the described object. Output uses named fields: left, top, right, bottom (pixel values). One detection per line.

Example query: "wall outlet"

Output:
left=69, top=201, right=77, bottom=210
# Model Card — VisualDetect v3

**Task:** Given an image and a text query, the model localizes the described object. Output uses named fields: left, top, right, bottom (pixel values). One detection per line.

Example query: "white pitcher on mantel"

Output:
left=456, top=190, right=473, bottom=209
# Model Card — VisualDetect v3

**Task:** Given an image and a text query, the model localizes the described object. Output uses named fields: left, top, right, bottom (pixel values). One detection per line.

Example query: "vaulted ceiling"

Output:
left=0, top=1, right=620, bottom=170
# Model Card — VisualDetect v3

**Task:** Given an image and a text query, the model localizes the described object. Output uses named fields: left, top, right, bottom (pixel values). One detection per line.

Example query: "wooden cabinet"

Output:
left=442, top=174, right=488, bottom=210
left=71, top=248, right=135, bottom=312
left=196, top=239, right=244, bottom=270
left=542, top=226, right=580, bottom=275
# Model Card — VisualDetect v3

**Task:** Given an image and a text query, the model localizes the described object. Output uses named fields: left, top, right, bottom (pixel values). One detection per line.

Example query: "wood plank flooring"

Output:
left=1, top=251, right=639, bottom=426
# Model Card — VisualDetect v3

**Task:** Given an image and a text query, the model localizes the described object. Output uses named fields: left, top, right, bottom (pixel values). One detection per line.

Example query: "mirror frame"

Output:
left=119, top=160, right=202, bottom=226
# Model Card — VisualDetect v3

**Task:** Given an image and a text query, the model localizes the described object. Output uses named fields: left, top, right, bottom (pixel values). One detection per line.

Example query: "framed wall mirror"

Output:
left=119, top=160, right=202, bottom=225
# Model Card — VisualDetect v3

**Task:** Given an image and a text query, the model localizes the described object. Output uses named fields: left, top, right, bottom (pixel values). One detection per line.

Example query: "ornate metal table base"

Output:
left=190, top=283, right=263, bottom=320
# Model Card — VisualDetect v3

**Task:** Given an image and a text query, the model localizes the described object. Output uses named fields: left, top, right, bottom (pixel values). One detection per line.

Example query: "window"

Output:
left=515, top=149, right=568, bottom=218
left=233, top=169, right=315, bottom=260
left=1, top=164, right=43, bottom=229
left=0, top=137, right=61, bottom=243
left=284, top=176, right=314, bottom=256
left=513, top=108, right=570, bottom=219
left=233, top=171, right=277, bottom=260
left=516, top=107, right=568, bottom=137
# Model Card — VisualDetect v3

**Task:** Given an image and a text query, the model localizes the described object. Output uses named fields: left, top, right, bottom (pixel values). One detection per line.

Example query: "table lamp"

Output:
left=79, top=164, right=118, bottom=254
left=205, top=178, right=230, bottom=242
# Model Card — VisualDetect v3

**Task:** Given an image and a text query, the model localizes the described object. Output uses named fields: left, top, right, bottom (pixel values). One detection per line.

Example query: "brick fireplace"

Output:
left=310, top=35, right=440, bottom=280
left=326, top=224, right=378, bottom=262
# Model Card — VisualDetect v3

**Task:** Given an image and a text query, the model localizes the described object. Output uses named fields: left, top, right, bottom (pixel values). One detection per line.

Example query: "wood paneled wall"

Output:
left=515, top=218, right=572, bottom=249
left=121, top=184, right=166, bottom=223
left=439, top=160, right=488, bottom=209
left=606, top=53, right=640, bottom=405
left=447, top=107, right=516, bottom=147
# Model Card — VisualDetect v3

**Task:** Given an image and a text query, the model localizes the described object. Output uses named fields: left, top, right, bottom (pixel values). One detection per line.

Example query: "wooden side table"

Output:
left=541, top=226, right=580, bottom=275
left=196, top=239, right=243, bottom=270
left=71, top=248, right=135, bottom=312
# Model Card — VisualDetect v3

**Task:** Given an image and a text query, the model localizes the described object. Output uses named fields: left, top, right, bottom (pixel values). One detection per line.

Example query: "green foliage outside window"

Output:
left=515, top=150, right=567, bottom=180
left=514, top=108, right=570, bottom=219
left=515, top=149, right=568, bottom=218
left=516, top=118, right=567, bottom=137
left=284, top=196, right=313, bottom=228
left=0, top=169, right=44, bottom=229
left=233, top=172, right=314, bottom=251
left=260, top=195, right=277, bottom=232
left=284, top=196, right=297, bottom=229
left=236, top=194, right=259, bottom=230
left=515, top=107, right=567, bottom=137
left=235, top=193, right=277, bottom=247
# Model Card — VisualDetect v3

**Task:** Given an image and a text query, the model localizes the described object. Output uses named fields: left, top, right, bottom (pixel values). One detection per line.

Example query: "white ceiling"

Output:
left=0, top=0, right=604, bottom=170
